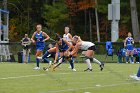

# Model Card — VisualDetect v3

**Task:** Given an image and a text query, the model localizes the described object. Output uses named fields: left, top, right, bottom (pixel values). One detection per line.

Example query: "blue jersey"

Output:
left=35, top=31, right=45, bottom=51
left=59, top=39, right=69, bottom=52
left=125, top=37, right=134, bottom=50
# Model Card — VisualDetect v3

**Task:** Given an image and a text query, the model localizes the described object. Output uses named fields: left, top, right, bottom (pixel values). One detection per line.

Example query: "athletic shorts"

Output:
left=36, top=46, right=44, bottom=51
left=126, top=45, right=134, bottom=50
left=88, top=46, right=96, bottom=51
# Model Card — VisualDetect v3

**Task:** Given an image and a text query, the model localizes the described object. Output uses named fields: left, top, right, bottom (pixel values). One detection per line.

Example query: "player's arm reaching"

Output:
left=42, top=32, right=50, bottom=42
left=70, top=42, right=80, bottom=56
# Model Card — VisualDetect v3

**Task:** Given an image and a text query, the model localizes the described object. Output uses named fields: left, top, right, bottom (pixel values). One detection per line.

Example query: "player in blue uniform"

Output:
left=52, top=35, right=76, bottom=71
left=31, top=24, right=50, bottom=70
left=124, top=32, right=134, bottom=63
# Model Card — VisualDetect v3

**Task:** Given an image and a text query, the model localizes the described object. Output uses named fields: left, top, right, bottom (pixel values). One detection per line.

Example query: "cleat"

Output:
left=84, top=68, right=89, bottom=71
left=100, top=62, right=104, bottom=71
left=33, top=67, right=40, bottom=70
left=43, top=67, right=47, bottom=70
left=89, top=69, right=92, bottom=71
left=43, top=67, right=49, bottom=71
left=72, top=68, right=76, bottom=71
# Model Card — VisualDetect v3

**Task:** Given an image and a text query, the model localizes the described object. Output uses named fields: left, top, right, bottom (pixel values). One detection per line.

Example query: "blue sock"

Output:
left=72, top=57, right=75, bottom=63
left=36, top=58, right=40, bottom=67
left=42, top=51, right=49, bottom=59
left=69, top=60, right=74, bottom=69
left=130, top=56, right=134, bottom=62
left=44, top=58, right=50, bottom=63
left=126, top=56, right=129, bottom=62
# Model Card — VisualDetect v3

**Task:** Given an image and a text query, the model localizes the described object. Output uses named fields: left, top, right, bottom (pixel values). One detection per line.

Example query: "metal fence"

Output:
left=0, top=42, right=140, bottom=63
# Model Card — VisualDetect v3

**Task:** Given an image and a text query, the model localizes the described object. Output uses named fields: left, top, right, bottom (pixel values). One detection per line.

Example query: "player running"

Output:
left=31, top=24, right=50, bottom=70
left=70, top=35, right=104, bottom=71
left=124, top=32, right=134, bottom=64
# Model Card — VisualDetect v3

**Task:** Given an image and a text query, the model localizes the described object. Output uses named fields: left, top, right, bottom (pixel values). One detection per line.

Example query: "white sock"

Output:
left=93, top=58, right=101, bottom=65
left=58, top=58, right=63, bottom=64
left=85, top=59, right=92, bottom=69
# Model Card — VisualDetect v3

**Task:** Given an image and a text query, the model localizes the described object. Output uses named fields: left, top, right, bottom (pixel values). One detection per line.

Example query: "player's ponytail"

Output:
left=54, top=33, right=61, bottom=41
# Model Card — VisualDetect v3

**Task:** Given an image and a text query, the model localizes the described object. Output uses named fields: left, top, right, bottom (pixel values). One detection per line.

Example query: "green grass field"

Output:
left=0, top=62, right=140, bottom=93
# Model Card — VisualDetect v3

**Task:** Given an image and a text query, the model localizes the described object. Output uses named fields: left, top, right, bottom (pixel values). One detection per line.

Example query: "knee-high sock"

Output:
left=85, top=59, right=92, bottom=69
left=72, top=57, right=75, bottom=63
left=69, top=60, right=74, bottom=69
left=126, top=56, right=129, bottom=62
left=93, top=58, right=101, bottom=65
left=130, top=56, right=134, bottom=62
left=36, top=58, right=40, bottom=67
left=58, top=57, right=63, bottom=64
left=42, top=51, right=49, bottom=59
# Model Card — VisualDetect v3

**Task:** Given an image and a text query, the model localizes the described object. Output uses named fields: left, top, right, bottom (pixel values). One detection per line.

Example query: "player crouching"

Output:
left=52, top=35, right=76, bottom=71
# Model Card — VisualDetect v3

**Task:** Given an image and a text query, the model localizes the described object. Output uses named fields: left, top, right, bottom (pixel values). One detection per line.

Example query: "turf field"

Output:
left=0, top=62, right=140, bottom=93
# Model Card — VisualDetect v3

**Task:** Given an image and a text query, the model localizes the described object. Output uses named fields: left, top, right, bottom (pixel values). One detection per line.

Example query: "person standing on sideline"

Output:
left=31, top=24, right=50, bottom=70
left=0, top=21, right=4, bottom=41
left=124, top=32, right=134, bottom=64
left=21, top=34, right=31, bottom=63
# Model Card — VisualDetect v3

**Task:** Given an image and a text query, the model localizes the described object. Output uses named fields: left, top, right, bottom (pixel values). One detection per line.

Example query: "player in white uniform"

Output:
left=63, top=26, right=76, bottom=70
left=63, top=26, right=73, bottom=42
left=70, top=36, right=104, bottom=71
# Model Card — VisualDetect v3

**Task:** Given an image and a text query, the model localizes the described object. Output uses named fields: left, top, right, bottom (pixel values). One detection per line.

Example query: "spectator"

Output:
left=21, top=34, right=31, bottom=63
left=0, top=21, right=4, bottom=41
left=124, top=32, right=134, bottom=63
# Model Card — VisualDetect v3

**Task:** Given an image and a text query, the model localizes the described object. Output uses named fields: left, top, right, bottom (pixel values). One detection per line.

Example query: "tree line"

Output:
left=1, top=0, right=140, bottom=42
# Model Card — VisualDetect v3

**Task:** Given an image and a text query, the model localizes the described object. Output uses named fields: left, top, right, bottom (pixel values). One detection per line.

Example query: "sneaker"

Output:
left=37, top=56, right=42, bottom=60
left=84, top=68, right=92, bottom=71
left=84, top=68, right=89, bottom=71
left=131, top=62, right=134, bottom=64
left=33, top=67, right=40, bottom=70
left=43, top=67, right=49, bottom=71
left=89, top=69, right=92, bottom=71
left=72, top=68, right=76, bottom=71
left=126, top=62, right=128, bottom=64
left=100, top=62, right=104, bottom=71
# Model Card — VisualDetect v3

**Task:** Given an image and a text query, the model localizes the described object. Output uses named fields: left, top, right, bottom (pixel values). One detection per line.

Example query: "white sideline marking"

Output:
left=0, top=74, right=46, bottom=80
left=0, top=73, right=71, bottom=80
left=0, top=71, right=122, bottom=80
left=46, top=82, right=140, bottom=93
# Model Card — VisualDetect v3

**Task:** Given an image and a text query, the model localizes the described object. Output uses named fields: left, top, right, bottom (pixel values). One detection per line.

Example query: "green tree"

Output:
left=42, top=0, right=69, bottom=36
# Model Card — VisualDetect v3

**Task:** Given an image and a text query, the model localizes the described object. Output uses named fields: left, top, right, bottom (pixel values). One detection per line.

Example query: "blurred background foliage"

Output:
left=0, top=0, right=140, bottom=42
